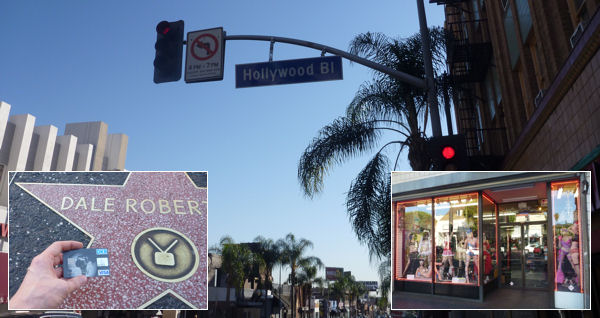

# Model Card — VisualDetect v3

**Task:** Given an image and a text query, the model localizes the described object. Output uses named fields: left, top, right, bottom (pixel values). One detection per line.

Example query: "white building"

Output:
left=0, top=100, right=128, bottom=305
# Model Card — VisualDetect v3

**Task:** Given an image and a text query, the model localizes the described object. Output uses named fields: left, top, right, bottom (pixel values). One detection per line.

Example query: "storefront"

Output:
left=391, top=172, right=591, bottom=309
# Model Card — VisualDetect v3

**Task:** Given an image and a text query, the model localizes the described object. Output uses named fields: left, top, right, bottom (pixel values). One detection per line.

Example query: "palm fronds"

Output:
left=298, top=118, right=380, bottom=197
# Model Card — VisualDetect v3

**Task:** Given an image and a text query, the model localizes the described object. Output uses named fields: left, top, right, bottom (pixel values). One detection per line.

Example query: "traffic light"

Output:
left=427, top=134, right=468, bottom=170
left=153, top=20, right=184, bottom=83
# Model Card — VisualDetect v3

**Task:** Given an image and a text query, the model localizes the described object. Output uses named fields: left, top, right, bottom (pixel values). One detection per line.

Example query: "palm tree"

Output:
left=299, top=27, right=448, bottom=195
left=330, top=273, right=365, bottom=317
left=209, top=236, right=257, bottom=318
left=297, top=265, right=321, bottom=316
left=330, top=272, right=351, bottom=314
left=298, top=28, right=449, bottom=308
left=253, top=235, right=282, bottom=291
left=377, top=257, right=391, bottom=312
left=348, top=278, right=366, bottom=317
left=278, top=233, right=323, bottom=318
left=252, top=236, right=282, bottom=317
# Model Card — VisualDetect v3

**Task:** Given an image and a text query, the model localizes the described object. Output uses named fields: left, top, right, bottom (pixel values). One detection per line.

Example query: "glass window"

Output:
left=515, top=0, right=533, bottom=42
left=498, top=200, right=547, bottom=224
left=504, top=2, right=520, bottom=68
left=551, top=181, right=583, bottom=293
left=472, top=0, right=480, bottom=28
left=476, top=102, right=484, bottom=147
left=395, top=199, right=433, bottom=281
left=434, top=193, right=479, bottom=285
left=482, top=194, right=497, bottom=284
left=492, top=67, right=502, bottom=105
left=485, top=71, right=496, bottom=119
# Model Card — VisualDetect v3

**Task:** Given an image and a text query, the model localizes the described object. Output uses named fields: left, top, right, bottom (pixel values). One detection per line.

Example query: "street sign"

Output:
left=185, top=27, right=225, bottom=83
left=235, top=55, right=343, bottom=88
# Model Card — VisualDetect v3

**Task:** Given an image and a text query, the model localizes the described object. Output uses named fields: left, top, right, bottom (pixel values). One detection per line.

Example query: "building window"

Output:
left=472, top=0, right=480, bottom=28
left=567, top=0, right=589, bottom=27
left=515, top=0, right=533, bottom=42
left=485, top=71, right=497, bottom=119
left=528, top=35, right=543, bottom=91
left=492, top=67, right=502, bottom=105
left=434, top=193, right=480, bottom=285
left=551, top=180, right=583, bottom=294
left=504, top=1, right=520, bottom=68
left=395, top=199, right=433, bottom=281
left=476, top=103, right=484, bottom=147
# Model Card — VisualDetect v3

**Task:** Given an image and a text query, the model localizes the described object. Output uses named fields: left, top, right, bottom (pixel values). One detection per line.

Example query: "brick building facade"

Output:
left=433, top=0, right=600, bottom=171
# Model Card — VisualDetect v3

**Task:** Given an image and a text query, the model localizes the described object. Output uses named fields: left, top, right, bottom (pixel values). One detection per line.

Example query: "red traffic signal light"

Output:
left=153, top=20, right=184, bottom=84
left=426, top=135, right=468, bottom=170
left=442, top=146, right=456, bottom=160
left=156, top=21, right=171, bottom=35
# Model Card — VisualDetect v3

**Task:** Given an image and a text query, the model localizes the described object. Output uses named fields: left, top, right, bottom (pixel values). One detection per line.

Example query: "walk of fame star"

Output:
left=14, top=172, right=207, bottom=309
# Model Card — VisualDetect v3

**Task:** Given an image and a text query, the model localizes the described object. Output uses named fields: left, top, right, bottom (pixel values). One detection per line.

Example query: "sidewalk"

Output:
left=392, top=288, right=552, bottom=309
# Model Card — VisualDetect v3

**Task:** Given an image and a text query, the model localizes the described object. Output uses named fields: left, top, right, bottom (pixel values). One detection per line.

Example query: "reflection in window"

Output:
left=552, top=181, right=582, bottom=293
left=434, top=193, right=479, bottom=285
left=395, top=199, right=433, bottom=281
left=498, top=200, right=547, bottom=224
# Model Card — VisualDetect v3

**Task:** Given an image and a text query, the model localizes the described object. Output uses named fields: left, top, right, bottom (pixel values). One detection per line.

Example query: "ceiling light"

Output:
left=502, top=195, right=538, bottom=203
left=490, top=183, right=536, bottom=192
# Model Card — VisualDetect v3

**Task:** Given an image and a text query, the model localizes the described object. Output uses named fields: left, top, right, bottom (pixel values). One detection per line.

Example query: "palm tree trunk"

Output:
left=442, top=80, right=454, bottom=135
left=226, top=281, right=232, bottom=318
left=405, top=98, right=420, bottom=136
left=291, top=268, right=295, bottom=318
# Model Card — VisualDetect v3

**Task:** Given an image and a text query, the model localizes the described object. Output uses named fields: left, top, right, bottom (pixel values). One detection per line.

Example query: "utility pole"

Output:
left=416, top=0, right=442, bottom=137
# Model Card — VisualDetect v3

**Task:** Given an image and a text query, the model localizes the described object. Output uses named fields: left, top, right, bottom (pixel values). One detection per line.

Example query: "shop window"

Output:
left=482, top=194, right=497, bottom=284
left=433, top=193, right=479, bottom=285
left=551, top=181, right=583, bottom=293
left=395, top=199, right=433, bottom=281
left=498, top=200, right=547, bottom=224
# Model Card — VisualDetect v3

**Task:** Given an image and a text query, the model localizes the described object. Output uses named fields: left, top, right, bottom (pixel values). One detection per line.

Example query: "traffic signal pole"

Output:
left=416, top=0, right=442, bottom=137
left=224, top=35, right=427, bottom=90
left=155, top=2, right=443, bottom=134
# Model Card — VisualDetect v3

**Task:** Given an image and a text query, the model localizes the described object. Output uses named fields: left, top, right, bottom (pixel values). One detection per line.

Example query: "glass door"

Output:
left=501, top=224, right=523, bottom=287
left=523, top=223, right=548, bottom=288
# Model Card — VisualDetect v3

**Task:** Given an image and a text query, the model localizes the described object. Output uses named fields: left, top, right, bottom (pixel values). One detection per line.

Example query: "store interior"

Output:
left=394, top=179, right=583, bottom=300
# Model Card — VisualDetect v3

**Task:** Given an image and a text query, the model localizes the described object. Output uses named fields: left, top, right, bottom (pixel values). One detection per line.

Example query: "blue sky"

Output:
left=0, top=1, right=446, bottom=283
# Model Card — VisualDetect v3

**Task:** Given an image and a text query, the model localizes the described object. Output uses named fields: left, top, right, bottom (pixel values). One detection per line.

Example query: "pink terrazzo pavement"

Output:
left=18, top=172, right=207, bottom=309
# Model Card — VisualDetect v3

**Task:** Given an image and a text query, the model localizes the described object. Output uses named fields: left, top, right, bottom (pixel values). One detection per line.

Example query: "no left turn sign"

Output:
left=191, top=33, right=219, bottom=61
left=185, top=27, right=224, bottom=83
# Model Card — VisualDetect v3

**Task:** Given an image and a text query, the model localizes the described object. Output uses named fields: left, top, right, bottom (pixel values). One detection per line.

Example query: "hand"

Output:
left=10, top=241, right=88, bottom=309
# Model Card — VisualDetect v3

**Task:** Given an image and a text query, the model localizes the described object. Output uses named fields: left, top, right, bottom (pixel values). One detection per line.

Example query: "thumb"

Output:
left=65, top=275, right=87, bottom=294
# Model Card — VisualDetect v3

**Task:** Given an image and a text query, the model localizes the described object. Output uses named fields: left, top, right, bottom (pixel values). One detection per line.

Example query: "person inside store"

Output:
left=10, top=241, right=88, bottom=309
